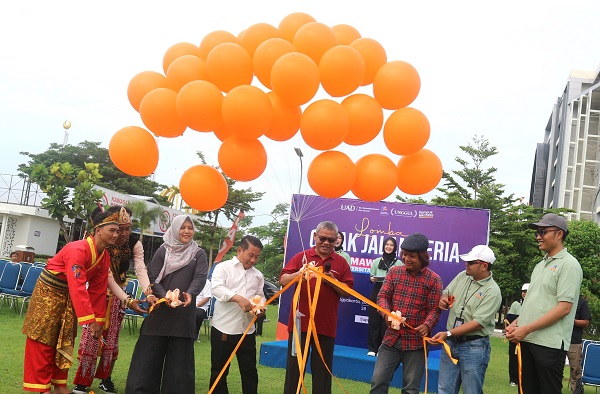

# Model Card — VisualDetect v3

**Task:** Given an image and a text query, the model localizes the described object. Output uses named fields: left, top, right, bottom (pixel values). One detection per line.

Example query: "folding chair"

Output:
left=0, top=263, right=22, bottom=311
left=582, top=342, right=600, bottom=393
left=2, top=266, right=43, bottom=315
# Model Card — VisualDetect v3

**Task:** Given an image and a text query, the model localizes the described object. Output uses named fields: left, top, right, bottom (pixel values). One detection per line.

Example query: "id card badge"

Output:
left=453, top=317, right=464, bottom=328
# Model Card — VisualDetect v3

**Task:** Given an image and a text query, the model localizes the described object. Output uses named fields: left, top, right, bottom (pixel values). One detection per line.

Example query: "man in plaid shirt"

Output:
left=370, top=233, right=443, bottom=394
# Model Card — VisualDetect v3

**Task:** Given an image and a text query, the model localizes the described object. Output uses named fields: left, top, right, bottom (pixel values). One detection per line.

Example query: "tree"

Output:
left=18, top=141, right=170, bottom=206
left=125, top=200, right=164, bottom=243
left=246, top=203, right=290, bottom=282
left=28, top=161, right=104, bottom=243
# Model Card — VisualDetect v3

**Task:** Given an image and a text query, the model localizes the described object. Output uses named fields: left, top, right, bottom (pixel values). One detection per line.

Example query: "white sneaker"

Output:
left=367, top=351, right=376, bottom=356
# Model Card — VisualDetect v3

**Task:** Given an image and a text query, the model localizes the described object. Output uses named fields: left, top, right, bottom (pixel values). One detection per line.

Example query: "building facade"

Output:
left=530, top=65, right=600, bottom=222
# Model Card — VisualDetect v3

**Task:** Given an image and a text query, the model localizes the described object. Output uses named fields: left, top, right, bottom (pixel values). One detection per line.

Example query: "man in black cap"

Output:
left=370, top=233, right=442, bottom=394
left=506, top=213, right=582, bottom=394
left=430, top=244, right=501, bottom=394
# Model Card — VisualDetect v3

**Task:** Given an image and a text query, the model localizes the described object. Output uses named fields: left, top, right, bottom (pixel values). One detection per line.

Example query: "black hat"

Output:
left=401, top=233, right=429, bottom=252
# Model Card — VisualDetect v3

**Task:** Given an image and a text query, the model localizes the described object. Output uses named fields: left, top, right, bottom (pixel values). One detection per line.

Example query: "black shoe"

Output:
left=72, top=385, right=88, bottom=394
left=99, top=379, right=117, bottom=394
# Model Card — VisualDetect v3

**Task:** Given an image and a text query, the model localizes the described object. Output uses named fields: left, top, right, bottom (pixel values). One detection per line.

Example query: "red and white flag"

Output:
left=214, top=210, right=245, bottom=262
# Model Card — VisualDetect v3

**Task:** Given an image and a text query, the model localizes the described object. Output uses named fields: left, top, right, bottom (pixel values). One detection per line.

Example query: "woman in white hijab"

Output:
left=126, top=215, right=208, bottom=394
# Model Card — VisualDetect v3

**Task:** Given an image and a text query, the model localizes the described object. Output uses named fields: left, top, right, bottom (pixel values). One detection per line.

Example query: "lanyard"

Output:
left=459, top=280, right=482, bottom=320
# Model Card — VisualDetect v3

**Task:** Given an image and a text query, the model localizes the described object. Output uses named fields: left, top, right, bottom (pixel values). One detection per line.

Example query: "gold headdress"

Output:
left=118, top=206, right=131, bottom=225
left=93, top=211, right=119, bottom=229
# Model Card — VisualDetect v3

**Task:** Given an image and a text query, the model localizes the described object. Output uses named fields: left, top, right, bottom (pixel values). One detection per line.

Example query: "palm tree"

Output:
left=125, top=200, right=164, bottom=243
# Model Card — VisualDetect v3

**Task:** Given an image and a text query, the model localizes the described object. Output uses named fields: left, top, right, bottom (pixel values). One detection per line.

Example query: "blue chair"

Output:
left=582, top=342, right=600, bottom=392
left=3, top=266, right=43, bottom=315
left=18, top=262, right=33, bottom=290
left=0, top=260, right=8, bottom=276
left=0, top=263, right=22, bottom=311
left=125, top=278, right=139, bottom=298
left=123, top=289, right=148, bottom=334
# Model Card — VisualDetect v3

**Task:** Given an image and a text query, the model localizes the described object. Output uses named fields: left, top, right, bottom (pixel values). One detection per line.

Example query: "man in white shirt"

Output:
left=210, top=235, right=265, bottom=394
left=195, top=279, right=212, bottom=340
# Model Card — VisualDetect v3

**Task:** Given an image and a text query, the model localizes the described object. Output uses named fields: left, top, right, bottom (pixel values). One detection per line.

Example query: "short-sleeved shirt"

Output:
left=444, top=271, right=502, bottom=336
left=378, top=265, right=442, bottom=350
left=518, top=248, right=582, bottom=349
left=336, top=249, right=351, bottom=265
left=571, top=296, right=591, bottom=344
left=280, top=247, right=354, bottom=338
left=508, top=300, right=522, bottom=316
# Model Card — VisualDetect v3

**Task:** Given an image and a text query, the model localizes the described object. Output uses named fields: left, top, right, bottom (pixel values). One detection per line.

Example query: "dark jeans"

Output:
left=125, top=334, right=195, bottom=394
left=508, top=341, right=518, bottom=383
left=368, top=282, right=386, bottom=353
left=209, top=326, right=258, bottom=394
left=284, top=332, right=335, bottom=394
left=520, top=341, right=567, bottom=394
left=370, top=342, right=425, bottom=394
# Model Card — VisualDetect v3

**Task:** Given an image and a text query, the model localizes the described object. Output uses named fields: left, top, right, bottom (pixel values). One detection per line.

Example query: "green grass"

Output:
left=0, top=305, right=594, bottom=393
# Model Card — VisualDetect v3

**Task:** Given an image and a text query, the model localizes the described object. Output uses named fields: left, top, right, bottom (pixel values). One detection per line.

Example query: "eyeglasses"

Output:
left=316, top=234, right=337, bottom=244
left=536, top=228, right=560, bottom=237
left=466, top=260, right=483, bottom=266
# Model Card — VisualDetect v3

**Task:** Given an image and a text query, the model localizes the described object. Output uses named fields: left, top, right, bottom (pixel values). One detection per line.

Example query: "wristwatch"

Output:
left=446, top=330, right=452, bottom=338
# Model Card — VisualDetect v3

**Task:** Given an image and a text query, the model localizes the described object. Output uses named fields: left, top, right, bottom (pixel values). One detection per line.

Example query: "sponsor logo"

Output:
left=159, top=211, right=171, bottom=232
left=101, top=194, right=109, bottom=207
left=391, top=209, right=417, bottom=218
left=357, top=207, right=379, bottom=213
left=380, top=206, right=389, bottom=216
left=355, top=315, right=369, bottom=324
left=340, top=204, right=356, bottom=212
left=418, top=210, right=434, bottom=219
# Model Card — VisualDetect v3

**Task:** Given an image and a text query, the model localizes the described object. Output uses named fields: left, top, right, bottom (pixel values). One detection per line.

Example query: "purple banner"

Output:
left=277, top=194, right=490, bottom=348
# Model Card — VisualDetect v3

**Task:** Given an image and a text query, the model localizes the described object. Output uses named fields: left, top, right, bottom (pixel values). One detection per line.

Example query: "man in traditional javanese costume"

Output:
left=73, top=205, right=151, bottom=394
left=22, top=206, right=122, bottom=394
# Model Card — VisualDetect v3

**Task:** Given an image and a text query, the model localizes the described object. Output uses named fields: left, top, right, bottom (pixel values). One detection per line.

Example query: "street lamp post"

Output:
left=62, top=120, right=72, bottom=147
left=294, top=147, right=303, bottom=195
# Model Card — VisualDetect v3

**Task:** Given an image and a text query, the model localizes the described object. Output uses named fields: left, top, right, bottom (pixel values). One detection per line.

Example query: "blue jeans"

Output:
left=438, top=337, right=490, bottom=394
left=370, top=342, right=425, bottom=394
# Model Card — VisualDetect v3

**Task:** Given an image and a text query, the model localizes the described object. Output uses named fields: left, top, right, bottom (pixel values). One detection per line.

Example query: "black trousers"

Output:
left=520, top=341, right=567, bottom=394
left=125, top=334, right=195, bottom=394
left=195, top=308, right=208, bottom=339
left=210, top=326, right=258, bottom=394
left=283, top=332, right=335, bottom=394
left=368, top=282, right=386, bottom=353
left=508, top=341, right=518, bottom=383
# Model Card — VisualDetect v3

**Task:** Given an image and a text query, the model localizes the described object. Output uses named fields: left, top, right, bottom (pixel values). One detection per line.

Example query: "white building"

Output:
left=530, top=65, right=600, bottom=222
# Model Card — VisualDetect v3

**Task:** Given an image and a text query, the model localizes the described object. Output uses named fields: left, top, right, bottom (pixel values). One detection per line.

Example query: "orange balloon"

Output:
left=264, top=91, right=301, bottom=141
left=300, top=99, right=349, bottom=150
left=199, top=30, right=238, bottom=59
left=127, top=71, right=168, bottom=112
left=176, top=80, right=223, bottom=132
left=397, top=149, right=443, bottom=195
left=179, top=165, right=228, bottom=211
left=278, top=12, right=316, bottom=42
left=139, top=88, right=187, bottom=138
left=205, top=43, right=253, bottom=93
left=341, top=94, right=383, bottom=146
left=218, top=136, right=267, bottom=181
left=308, top=151, right=356, bottom=198
left=383, top=107, right=430, bottom=156
left=253, top=38, right=296, bottom=89
left=109, top=126, right=159, bottom=177
left=350, top=38, right=387, bottom=86
left=213, top=124, right=233, bottom=142
left=319, top=45, right=365, bottom=97
left=239, top=23, right=282, bottom=56
left=162, top=42, right=202, bottom=74
left=373, top=61, right=421, bottom=110
left=293, top=22, right=337, bottom=64
left=271, top=52, right=320, bottom=106
left=352, top=154, right=398, bottom=202
left=166, top=55, right=207, bottom=92
left=332, top=24, right=361, bottom=45
left=222, top=85, right=272, bottom=140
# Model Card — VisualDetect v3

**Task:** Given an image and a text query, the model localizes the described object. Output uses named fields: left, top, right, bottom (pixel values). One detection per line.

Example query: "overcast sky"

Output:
left=2, top=1, right=599, bottom=226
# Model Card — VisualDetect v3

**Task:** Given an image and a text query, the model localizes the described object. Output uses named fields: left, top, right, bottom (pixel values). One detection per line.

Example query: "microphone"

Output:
left=324, top=262, right=331, bottom=273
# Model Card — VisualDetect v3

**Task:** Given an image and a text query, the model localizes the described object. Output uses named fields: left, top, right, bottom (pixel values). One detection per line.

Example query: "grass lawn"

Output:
left=0, top=305, right=592, bottom=393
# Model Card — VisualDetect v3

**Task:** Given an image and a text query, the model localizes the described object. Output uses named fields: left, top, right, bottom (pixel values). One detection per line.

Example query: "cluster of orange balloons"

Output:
left=108, top=12, right=443, bottom=211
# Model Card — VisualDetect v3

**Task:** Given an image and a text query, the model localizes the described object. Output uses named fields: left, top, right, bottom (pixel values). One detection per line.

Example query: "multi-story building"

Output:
left=530, top=65, right=600, bottom=222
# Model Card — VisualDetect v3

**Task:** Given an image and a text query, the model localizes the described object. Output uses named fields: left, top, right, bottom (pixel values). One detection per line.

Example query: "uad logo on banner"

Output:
left=340, top=204, right=356, bottom=211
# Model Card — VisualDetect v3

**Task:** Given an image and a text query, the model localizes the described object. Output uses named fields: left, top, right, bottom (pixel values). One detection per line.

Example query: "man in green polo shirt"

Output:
left=506, top=213, right=582, bottom=394
left=430, top=244, right=502, bottom=394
